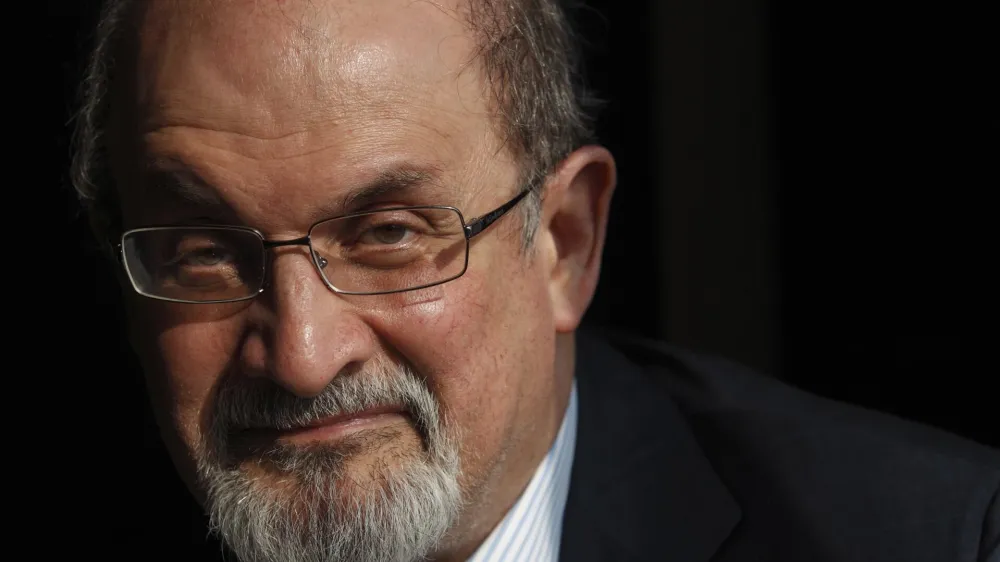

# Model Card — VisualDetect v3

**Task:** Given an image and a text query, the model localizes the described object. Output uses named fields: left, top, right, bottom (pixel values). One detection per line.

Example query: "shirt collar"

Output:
left=467, top=380, right=578, bottom=562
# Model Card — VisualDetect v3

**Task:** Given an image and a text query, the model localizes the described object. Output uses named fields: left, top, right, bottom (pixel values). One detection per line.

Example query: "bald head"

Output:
left=73, top=0, right=591, bottom=247
left=125, top=0, right=482, bottom=139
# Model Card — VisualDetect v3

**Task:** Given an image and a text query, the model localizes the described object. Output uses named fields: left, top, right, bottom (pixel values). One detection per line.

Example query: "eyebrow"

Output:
left=144, top=161, right=450, bottom=221
left=338, top=166, right=444, bottom=213
left=145, top=165, right=227, bottom=209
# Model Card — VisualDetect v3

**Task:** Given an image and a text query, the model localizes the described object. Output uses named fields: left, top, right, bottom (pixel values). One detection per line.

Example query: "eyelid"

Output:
left=174, top=235, right=228, bottom=249
left=343, top=202, right=422, bottom=216
left=347, top=209, right=435, bottom=228
left=368, top=210, right=426, bottom=221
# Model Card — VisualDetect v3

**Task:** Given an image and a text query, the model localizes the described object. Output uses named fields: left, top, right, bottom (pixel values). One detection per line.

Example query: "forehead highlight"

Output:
left=127, top=0, right=485, bottom=136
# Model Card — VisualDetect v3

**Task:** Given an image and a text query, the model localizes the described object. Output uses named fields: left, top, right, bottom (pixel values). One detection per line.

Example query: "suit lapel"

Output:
left=559, top=332, right=740, bottom=562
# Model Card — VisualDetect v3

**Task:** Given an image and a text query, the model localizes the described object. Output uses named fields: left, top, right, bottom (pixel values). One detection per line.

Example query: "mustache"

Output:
left=208, top=359, right=439, bottom=448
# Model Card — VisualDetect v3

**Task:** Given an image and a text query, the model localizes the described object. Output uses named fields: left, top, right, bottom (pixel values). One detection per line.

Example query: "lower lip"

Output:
left=276, top=412, right=409, bottom=444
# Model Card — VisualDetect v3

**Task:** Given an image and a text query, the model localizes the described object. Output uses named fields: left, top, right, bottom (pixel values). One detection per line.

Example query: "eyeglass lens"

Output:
left=121, top=207, right=469, bottom=302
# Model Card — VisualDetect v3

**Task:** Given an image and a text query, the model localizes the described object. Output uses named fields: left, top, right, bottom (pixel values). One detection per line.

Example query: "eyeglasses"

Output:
left=118, top=189, right=530, bottom=304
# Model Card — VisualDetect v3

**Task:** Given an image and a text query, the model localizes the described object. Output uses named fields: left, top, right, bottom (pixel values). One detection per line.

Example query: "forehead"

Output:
left=128, top=0, right=485, bottom=140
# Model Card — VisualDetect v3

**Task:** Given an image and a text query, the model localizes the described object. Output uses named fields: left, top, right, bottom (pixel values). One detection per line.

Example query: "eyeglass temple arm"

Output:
left=463, top=189, right=531, bottom=239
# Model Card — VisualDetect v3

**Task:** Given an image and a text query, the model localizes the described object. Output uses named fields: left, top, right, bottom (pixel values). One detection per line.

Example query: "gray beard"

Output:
left=195, top=358, right=463, bottom=562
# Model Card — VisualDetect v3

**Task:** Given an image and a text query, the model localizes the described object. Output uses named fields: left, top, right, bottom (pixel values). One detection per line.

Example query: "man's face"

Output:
left=110, top=0, right=572, bottom=559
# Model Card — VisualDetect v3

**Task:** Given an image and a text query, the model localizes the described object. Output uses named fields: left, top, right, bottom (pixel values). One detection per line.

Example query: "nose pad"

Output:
left=317, top=256, right=329, bottom=269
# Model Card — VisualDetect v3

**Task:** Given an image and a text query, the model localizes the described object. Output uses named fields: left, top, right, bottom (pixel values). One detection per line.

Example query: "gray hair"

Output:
left=198, top=357, right=463, bottom=562
left=70, top=0, right=597, bottom=252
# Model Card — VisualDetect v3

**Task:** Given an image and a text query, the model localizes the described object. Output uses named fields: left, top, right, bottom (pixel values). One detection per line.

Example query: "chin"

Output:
left=194, top=423, right=464, bottom=562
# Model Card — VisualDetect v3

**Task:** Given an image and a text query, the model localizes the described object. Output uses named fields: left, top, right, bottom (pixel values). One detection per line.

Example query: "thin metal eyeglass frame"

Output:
left=118, top=189, right=531, bottom=304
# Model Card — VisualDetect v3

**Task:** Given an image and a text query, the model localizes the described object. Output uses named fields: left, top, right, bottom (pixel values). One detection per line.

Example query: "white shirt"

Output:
left=467, top=381, right=579, bottom=562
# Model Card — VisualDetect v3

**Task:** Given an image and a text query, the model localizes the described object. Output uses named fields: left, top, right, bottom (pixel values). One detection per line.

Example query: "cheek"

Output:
left=130, top=301, right=245, bottom=451
left=363, top=271, right=490, bottom=389
left=362, top=255, right=555, bottom=474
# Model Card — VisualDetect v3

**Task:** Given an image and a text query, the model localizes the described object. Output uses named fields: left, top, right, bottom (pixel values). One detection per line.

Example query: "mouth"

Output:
left=231, top=405, right=413, bottom=453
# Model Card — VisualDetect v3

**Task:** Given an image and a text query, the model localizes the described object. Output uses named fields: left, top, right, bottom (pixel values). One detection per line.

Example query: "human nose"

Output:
left=250, top=248, right=375, bottom=397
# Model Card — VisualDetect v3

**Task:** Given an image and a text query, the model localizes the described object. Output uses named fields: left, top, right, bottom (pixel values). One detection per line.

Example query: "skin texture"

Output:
left=108, top=0, right=615, bottom=559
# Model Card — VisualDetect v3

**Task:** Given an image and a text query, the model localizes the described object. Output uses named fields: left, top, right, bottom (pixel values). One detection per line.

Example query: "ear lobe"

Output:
left=543, top=146, right=617, bottom=332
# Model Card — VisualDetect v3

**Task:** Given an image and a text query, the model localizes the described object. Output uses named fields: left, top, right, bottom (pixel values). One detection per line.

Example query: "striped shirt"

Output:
left=467, top=381, right=579, bottom=562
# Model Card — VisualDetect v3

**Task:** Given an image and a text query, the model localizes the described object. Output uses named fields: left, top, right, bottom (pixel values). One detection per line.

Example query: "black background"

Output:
left=38, top=0, right=995, bottom=556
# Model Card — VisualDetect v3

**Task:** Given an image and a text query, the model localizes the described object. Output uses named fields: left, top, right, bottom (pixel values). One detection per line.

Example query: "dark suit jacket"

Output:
left=560, top=332, right=999, bottom=562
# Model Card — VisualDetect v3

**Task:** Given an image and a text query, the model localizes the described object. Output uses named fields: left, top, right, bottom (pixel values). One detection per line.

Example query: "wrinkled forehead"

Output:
left=126, top=0, right=484, bottom=137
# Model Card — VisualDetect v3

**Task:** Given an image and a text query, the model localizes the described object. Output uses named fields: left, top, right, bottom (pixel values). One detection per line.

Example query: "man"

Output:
left=70, top=0, right=998, bottom=561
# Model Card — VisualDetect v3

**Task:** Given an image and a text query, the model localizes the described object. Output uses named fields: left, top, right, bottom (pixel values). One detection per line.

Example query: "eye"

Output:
left=179, top=247, right=234, bottom=266
left=360, top=224, right=411, bottom=245
left=161, top=236, right=238, bottom=269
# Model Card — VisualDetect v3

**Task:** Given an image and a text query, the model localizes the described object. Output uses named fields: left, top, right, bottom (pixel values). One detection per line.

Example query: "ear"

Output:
left=540, top=145, right=617, bottom=333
